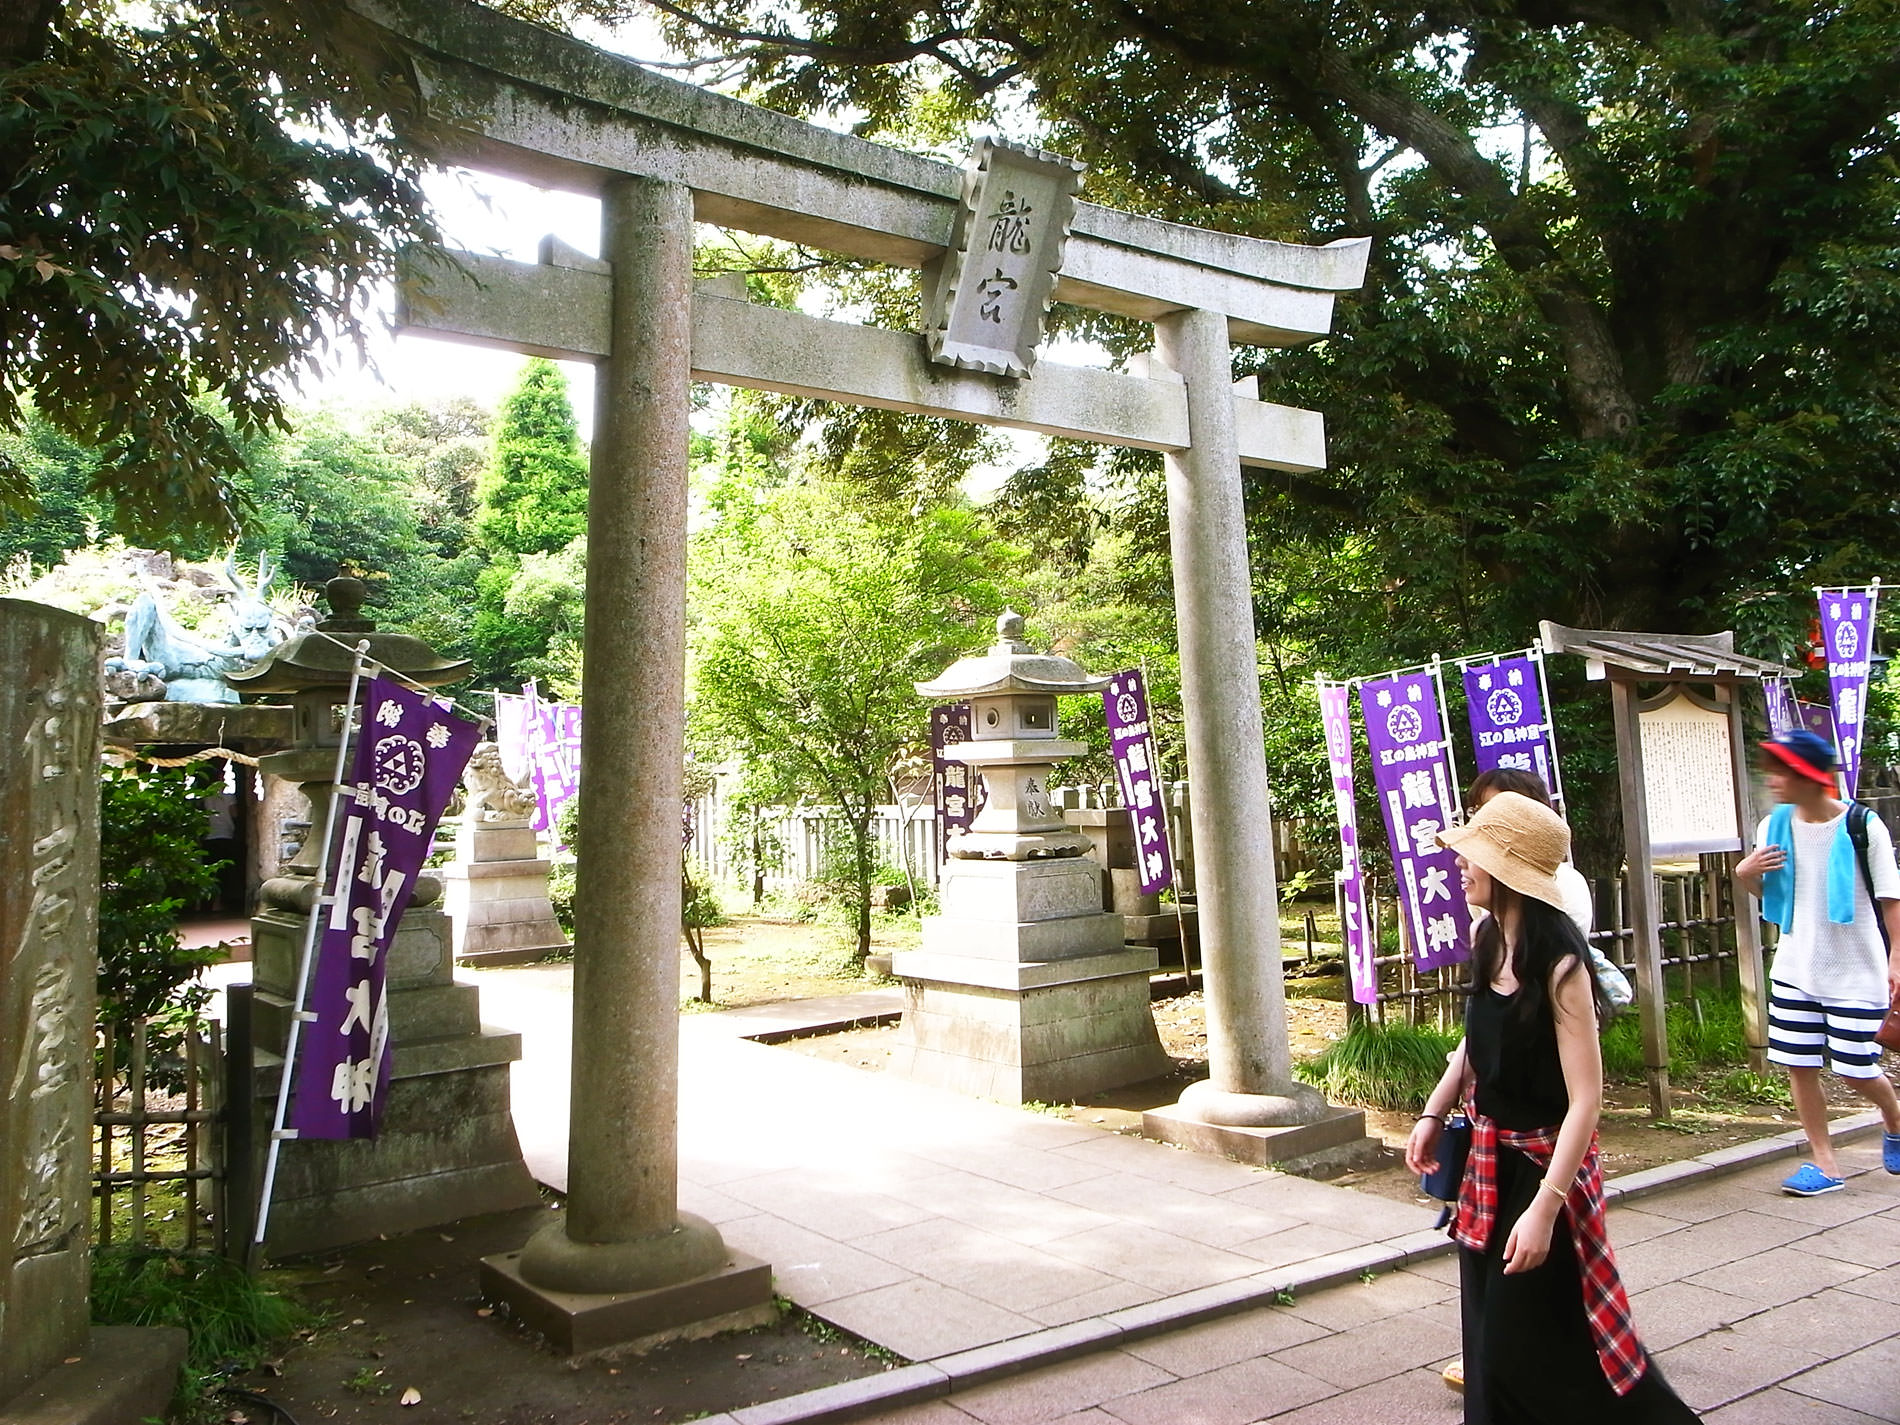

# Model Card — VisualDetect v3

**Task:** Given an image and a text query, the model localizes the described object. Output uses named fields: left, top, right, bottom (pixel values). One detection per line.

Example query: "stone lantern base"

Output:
left=246, top=903, right=540, bottom=1255
left=891, top=857, right=1170, bottom=1103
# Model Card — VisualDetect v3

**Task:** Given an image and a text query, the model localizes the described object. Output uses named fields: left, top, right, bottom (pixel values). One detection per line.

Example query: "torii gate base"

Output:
left=479, top=1252, right=774, bottom=1357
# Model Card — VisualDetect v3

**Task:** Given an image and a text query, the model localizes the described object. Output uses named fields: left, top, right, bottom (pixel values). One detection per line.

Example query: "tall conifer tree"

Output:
left=471, top=358, right=589, bottom=686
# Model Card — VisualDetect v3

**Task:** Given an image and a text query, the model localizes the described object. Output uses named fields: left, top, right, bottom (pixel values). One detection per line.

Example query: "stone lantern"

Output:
left=897, top=611, right=1169, bottom=1102
left=223, top=576, right=537, bottom=1254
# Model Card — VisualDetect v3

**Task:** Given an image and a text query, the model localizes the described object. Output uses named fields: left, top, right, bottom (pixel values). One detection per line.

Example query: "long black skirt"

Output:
left=1459, top=1145, right=1700, bottom=1424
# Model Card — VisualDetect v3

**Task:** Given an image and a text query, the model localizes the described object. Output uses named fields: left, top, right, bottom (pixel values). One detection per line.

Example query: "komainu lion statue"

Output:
left=462, top=741, right=538, bottom=822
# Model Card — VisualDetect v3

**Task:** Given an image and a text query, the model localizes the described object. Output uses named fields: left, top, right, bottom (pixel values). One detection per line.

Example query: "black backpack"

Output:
left=1845, top=802, right=1892, bottom=952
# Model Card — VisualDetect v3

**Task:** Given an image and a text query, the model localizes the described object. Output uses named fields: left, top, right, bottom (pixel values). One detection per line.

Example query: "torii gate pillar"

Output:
left=1154, top=309, right=1326, bottom=1130
left=482, top=176, right=773, bottom=1348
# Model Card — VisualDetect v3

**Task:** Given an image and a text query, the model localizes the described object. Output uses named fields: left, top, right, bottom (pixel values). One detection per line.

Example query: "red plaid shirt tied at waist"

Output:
left=1450, top=1110, right=1647, bottom=1397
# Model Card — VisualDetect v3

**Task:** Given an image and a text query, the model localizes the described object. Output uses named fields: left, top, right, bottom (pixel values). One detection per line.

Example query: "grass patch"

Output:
left=1294, top=1019, right=1459, bottom=1111
left=1700, top=1068, right=1794, bottom=1109
left=92, top=1247, right=309, bottom=1418
left=1601, top=987, right=1749, bottom=1080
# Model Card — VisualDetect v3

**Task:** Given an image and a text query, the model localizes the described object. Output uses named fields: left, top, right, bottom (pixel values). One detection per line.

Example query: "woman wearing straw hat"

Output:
left=1406, top=792, right=1698, bottom=1423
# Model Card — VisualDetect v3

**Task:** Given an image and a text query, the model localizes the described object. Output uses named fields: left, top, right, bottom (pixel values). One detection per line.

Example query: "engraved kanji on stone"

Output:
left=986, top=190, right=1035, bottom=253
left=978, top=268, right=1020, bottom=323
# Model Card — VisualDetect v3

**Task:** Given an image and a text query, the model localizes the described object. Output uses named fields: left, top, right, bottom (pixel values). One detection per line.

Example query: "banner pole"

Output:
left=253, top=642, right=372, bottom=1254
left=1532, top=638, right=1569, bottom=814
left=1432, top=655, right=1466, bottom=823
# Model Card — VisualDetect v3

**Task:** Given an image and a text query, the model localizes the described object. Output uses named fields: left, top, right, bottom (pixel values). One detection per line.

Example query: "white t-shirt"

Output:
left=1755, top=807, right=1900, bottom=1004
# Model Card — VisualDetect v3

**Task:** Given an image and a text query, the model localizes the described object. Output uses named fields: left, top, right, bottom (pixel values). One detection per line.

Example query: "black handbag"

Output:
left=1419, top=1112, right=1471, bottom=1227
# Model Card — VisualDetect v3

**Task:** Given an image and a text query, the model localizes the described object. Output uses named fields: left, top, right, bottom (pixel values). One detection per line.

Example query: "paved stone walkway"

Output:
left=474, top=966, right=1899, bottom=1421
left=836, top=1138, right=1900, bottom=1425
left=483, top=966, right=1440, bottom=1360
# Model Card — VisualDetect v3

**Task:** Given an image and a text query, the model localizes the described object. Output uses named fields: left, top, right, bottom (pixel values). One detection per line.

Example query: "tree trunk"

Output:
left=852, top=812, right=873, bottom=965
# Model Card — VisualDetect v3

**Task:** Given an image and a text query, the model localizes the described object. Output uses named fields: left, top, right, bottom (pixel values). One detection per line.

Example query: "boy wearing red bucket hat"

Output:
left=1735, top=728, right=1900, bottom=1195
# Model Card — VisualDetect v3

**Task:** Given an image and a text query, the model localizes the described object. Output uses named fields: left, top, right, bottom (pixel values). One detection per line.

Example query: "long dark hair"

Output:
left=1470, top=881, right=1609, bottom=1028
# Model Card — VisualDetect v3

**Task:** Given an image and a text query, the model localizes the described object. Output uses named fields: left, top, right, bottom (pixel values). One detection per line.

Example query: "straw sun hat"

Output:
left=1437, top=790, right=1571, bottom=911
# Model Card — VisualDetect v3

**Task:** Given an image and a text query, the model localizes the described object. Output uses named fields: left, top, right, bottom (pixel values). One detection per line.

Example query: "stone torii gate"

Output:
left=350, top=0, right=1368, bottom=1346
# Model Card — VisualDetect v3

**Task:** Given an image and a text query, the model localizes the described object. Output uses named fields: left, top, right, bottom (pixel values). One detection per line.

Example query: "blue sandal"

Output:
left=1782, top=1162, right=1846, bottom=1196
left=1884, top=1133, right=1900, bottom=1175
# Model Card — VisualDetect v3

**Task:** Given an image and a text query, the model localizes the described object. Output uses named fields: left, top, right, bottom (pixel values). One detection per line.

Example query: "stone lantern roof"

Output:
left=915, top=611, right=1108, bottom=700
left=226, top=576, right=470, bottom=694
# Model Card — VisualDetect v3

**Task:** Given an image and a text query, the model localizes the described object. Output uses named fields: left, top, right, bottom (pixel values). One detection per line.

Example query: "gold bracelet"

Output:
left=1539, top=1177, right=1569, bottom=1203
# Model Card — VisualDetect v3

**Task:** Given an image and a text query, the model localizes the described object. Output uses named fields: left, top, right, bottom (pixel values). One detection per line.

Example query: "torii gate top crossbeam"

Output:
left=349, top=0, right=1369, bottom=347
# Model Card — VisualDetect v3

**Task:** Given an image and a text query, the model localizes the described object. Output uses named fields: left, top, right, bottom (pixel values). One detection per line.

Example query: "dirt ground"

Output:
left=226, top=1205, right=894, bottom=1425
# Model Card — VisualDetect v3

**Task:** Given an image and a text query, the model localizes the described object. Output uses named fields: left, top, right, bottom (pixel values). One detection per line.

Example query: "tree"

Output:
left=475, top=359, right=589, bottom=557
left=614, top=0, right=1900, bottom=635
left=471, top=359, right=591, bottom=686
left=0, top=404, right=106, bottom=570
left=586, top=0, right=1900, bottom=859
left=690, top=475, right=1017, bottom=962
left=1, top=1, right=438, bottom=544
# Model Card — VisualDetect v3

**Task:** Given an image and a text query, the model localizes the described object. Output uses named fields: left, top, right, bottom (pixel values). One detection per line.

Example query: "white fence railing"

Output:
left=682, top=773, right=1327, bottom=901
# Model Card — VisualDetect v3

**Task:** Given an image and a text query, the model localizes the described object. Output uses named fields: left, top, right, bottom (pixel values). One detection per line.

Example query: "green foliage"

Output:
left=0, top=405, right=107, bottom=569
left=586, top=0, right=1900, bottom=854
left=1702, top=1068, right=1794, bottom=1109
left=1294, top=1019, right=1461, bottom=1111
left=470, top=360, right=589, bottom=687
left=96, top=763, right=226, bottom=1026
left=690, top=468, right=1018, bottom=961
left=475, top=359, right=589, bottom=557
left=0, top=2, right=437, bottom=543
left=1600, top=988, right=1749, bottom=1080
left=91, top=1247, right=308, bottom=1415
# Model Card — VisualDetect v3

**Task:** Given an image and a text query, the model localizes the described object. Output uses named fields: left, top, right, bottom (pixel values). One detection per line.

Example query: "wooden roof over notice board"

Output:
left=1539, top=621, right=1798, bottom=683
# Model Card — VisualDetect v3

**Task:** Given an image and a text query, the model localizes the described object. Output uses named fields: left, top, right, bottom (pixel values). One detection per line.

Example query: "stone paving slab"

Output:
left=830, top=1127, right=1899, bottom=1424
left=480, top=967, right=1470, bottom=1360
left=471, top=968, right=1900, bottom=1421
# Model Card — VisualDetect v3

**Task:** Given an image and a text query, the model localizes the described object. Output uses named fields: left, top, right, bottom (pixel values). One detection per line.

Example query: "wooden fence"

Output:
left=1344, top=853, right=1746, bottom=1033
left=95, top=1016, right=233, bottom=1255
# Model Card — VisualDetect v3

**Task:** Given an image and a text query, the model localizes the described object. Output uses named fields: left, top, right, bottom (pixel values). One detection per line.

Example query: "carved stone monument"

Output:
left=442, top=742, right=571, bottom=965
left=227, top=580, right=540, bottom=1254
left=1, top=598, right=185, bottom=1422
left=896, top=613, right=1171, bottom=1102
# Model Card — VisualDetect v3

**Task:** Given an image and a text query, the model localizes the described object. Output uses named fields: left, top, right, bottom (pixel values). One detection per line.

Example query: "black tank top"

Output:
left=1466, top=984, right=1570, bottom=1130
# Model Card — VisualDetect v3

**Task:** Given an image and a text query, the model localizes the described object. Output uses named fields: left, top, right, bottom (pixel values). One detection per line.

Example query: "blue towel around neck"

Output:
left=1760, top=801, right=1859, bottom=932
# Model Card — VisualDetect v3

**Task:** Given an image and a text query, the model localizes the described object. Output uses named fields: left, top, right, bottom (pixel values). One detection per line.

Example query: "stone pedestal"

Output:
left=892, top=857, right=1171, bottom=1103
left=442, top=817, right=570, bottom=966
left=248, top=900, right=540, bottom=1256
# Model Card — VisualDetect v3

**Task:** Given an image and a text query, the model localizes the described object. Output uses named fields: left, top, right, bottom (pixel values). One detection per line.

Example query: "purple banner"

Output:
left=1360, top=672, right=1472, bottom=972
left=931, top=703, right=982, bottom=854
left=1819, top=588, right=1878, bottom=798
left=1462, top=656, right=1558, bottom=800
left=1762, top=677, right=1797, bottom=739
left=493, top=692, right=535, bottom=786
left=1320, top=684, right=1375, bottom=1004
left=529, top=700, right=583, bottom=837
left=1104, top=670, right=1174, bottom=895
left=1798, top=699, right=1839, bottom=756
left=291, top=678, right=479, bottom=1138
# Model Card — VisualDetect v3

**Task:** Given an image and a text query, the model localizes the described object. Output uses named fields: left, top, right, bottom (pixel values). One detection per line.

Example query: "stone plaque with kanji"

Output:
left=925, top=137, right=1084, bottom=378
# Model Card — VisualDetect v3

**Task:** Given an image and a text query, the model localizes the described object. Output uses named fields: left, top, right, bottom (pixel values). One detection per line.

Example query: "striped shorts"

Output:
left=1767, top=981, right=1888, bottom=1078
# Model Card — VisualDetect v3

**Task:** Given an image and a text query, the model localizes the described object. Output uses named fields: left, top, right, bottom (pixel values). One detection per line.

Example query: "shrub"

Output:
left=97, top=762, right=229, bottom=1086
left=92, top=1247, right=308, bottom=1416
left=1600, top=988, right=1749, bottom=1080
left=1295, top=1019, right=1460, bottom=1111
